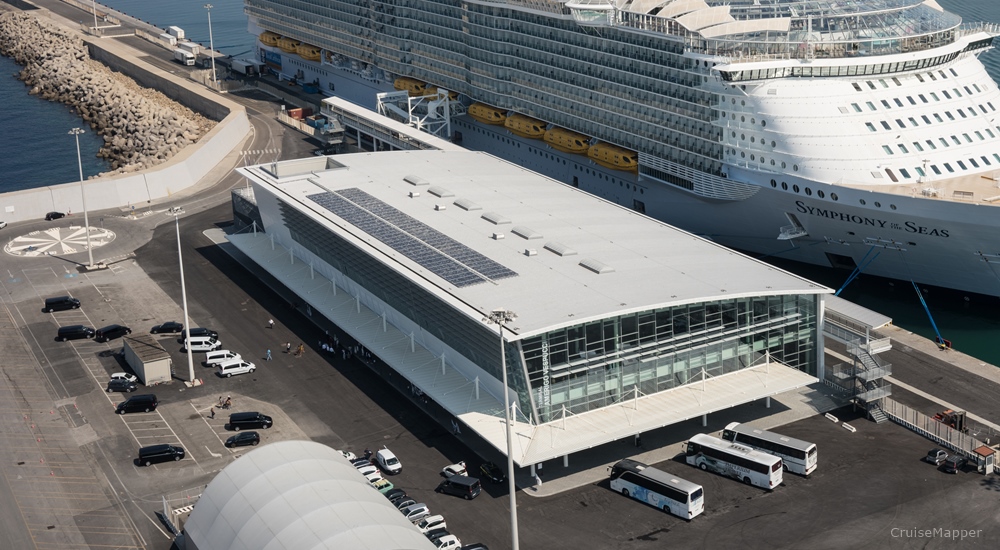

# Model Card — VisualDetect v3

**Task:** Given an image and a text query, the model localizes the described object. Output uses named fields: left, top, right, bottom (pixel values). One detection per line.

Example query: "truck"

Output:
left=177, top=41, right=201, bottom=56
left=230, top=59, right=260, bottom=77
left=173, top=49, right=195, bottom=66
left=166, top=26, right=185, bottom=40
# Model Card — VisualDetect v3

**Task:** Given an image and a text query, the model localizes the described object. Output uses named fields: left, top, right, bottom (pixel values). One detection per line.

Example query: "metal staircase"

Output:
left=848, top=343, right=892, bottom=423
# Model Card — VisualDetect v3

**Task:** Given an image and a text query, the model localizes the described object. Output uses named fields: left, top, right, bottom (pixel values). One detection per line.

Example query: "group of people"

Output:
left=217, top=395, right=232, bottom=409
left=282, top=341, right=305, bottom=357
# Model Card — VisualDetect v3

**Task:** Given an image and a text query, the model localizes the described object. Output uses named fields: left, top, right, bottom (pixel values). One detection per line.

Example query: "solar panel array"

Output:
left=308, top=189, right=518, bottom=288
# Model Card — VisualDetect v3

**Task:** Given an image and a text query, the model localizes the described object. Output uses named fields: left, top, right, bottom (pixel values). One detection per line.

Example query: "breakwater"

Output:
left=0, top=11, right=214, bottom=176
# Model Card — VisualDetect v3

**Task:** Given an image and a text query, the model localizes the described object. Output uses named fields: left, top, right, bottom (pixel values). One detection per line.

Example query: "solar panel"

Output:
left=308, top=189, right=518, bottom=288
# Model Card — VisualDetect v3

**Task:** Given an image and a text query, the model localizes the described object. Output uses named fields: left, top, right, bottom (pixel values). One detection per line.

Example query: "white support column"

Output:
left=563, top=455, right=568, bottom=468
left=530, top=463, right=536, bottom=477
left=702, top=414, right=708, bottom=427
left=382, top=313, right=387, bottom=332
left=410, top=333, right=415, bottom=353
left=290, top=249, right=294, bottom=264
left=331, top=280, right=337, bottom=295
left=252, top=221, right=257, bottom=236
left=270, top=233, right=274, bottom=250
left=441, top=354, right=446, bottom=375
left=474, top=376, right=480, bottom=400
left=356, top=295, right=360, bottom=313
left=766, top=396, right=771, bottom=409
left=310, top=262, right=314, bottom=279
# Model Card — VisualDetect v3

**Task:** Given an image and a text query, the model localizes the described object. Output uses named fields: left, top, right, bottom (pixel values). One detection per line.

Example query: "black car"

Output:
left=460, top=544, right=489, bottom=550
left=57, top=325, right=95, bottom=341
left=394, top=498, right=416, bottom=511
left=225, top=431, right=261, bottom=448
left=150, top=321, right=184, bottom=334
left=106, top=379, right=138, bottom=393
left=941, top=455, right=968, bottom=474
left=44, top=296, right=80, bottom=312
left=96, top=324, right=132, bottom=342
left=384, top=488, right=407, bottom=504
left=187, top=327, right=219, bottom=338
left=45, top=211, right=65, bottom=221
left=425, top=528, right=451, bottom=543
left=479, top=461, right=505, bottom=484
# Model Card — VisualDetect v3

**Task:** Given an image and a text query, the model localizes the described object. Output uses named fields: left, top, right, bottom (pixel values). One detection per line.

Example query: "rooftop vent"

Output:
left=481, top=211, right=511, bottom=225
left=408, top=191, right=420, bottom=198
left=492, top=232, right=505, bottom=240
left=579, top=258, right=615, bottom=274
left=511, top=226, right=542, bottom=240
left=428, top=186, right=454, bottom=198
left=524, top=248, right=537, bottom=256
left=404, top=175, right=430, bottom=186
left=453, top=198, right=482, bottom=211
left=544, top=241, right=577, bottom=256
left=434, top=204, right=447, bottom=211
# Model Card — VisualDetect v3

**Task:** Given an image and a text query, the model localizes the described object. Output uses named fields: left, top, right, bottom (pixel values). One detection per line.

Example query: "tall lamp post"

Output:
left=69, top=128, right=94, bottom=268
left=91, top=0, right=98, bottom=32
left=204, top=4, right=217, bottom=89
left=175, top=213, right=195, bottom=382
left=484, top=308, right=520, bottom=550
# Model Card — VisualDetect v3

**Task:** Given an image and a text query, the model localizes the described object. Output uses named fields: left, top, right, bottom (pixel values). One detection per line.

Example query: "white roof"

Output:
left=183, top=440, right=436, bottom=550
left=825, top=295, right=892, bottom=330
left=240, top=150, right=827, bottom=338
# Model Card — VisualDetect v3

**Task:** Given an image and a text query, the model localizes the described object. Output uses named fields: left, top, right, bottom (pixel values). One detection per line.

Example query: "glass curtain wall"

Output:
left=518, top=295, right=818, bottom=423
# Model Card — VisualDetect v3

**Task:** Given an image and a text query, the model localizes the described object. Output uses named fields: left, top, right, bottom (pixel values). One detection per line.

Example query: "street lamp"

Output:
left=91, top=0, right=98, bottom=32
left=204, top=4, right=217, bottom=89
left=484, top=308, right=520, bottom=550
left=175, top=213, right=195, bottom=382
left=69, top=128, right=94, bottom=268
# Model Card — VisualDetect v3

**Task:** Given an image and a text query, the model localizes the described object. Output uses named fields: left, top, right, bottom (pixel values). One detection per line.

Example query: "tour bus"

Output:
left=722, top=422, right=818, bottom=476
left=608, top=459, right=704, bottom=520
left=685, top=433, right=783, bottom=490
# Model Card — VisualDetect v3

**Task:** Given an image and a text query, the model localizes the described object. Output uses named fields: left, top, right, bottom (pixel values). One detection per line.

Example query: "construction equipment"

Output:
left=932, top=409, right=968, bottom=433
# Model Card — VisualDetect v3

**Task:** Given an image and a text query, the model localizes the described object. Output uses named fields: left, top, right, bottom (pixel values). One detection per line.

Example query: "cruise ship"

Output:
left=244, top=0, right=1000, bottom=299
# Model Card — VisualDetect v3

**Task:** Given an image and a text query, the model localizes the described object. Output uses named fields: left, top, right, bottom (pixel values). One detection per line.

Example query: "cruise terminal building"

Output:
left=230, top=148, right=829, bottom=470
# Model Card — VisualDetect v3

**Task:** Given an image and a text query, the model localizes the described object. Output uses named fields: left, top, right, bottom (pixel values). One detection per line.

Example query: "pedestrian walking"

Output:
left=268, top=318, right=275, bottom=329
left=266, top=349, right=272, bottom=361
left=297, top=343, right=305, bottom=357
left=285, top=342, right=292, bottom=353
left=209, top=407, right=215, bottom=419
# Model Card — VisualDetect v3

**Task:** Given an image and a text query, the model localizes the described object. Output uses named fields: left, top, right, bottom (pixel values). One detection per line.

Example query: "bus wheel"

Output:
left=743, top=476, right=752, bottom=485
left=621, top=489, right=629, bottom=497
left=782, top=464, right=788, bottom=472
left=699, top=463, right=708, bottom=471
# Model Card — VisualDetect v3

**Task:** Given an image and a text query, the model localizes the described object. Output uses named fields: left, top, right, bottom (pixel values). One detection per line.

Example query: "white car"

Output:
left=204, top=350, right=241, bottom=366
left=0, top=221, right=7, bottom=229
left=217, top=359, right=256, bottom=378
left=183, top=335, right=222, bottom=352
left=400, top=503, right=430, bottom=524
left=357, top=464, right=383, bottom=483
left=339, top=450, right=357, bottom=462
left=441, top=461, right=467, bottom=477
left=110, top=372, right=138, bottom=383
left=375, top=447, right=402, bottom=474
left=416, top=515, right=446, bottom=535
left=434, top=535, right=461, bottom=549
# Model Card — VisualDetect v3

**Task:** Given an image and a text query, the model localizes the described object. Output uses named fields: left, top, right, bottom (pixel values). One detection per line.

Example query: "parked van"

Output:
left=116, top=394, right=158, bottom=415
left=138, top=444, right=185, bottom=466
left=44, top=296, right=80, bottom=312
left=57, top=325, right=95, bottom=341
left=218, top=359, right=256, bottom=378
left=435, top=475, right=481, bottom=500
left=204, top=350, right=240, bottom=367
left=229, top=412, right=273, bottom=431
left=183, top=335, right=222, bottom=352
left=95, top=324, right=131, bottom=342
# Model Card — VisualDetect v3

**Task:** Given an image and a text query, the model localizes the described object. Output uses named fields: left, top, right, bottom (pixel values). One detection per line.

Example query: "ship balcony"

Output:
left=777, top=224, right=808, bottom=240
left=565, top=0, right=614, bottom=28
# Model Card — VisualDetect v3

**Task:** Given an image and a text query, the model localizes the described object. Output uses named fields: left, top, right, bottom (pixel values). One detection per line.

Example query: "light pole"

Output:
left=69, top=128, right=94, bottom=268
left=91, top=0, right=98, bottom=32
left=204, top=4, right=217, bottom=89
left=484, top=308, right=519, bottom=550
left=175, top=214, right=195, bottom=382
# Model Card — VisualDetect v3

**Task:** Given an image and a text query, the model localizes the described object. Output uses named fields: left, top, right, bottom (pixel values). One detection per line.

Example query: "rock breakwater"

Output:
left=0, top=12, right=215, bottom=176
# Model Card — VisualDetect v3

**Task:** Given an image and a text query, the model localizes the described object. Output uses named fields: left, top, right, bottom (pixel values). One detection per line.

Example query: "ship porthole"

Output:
left=781, top=182, right=788, bottom=190
left=770, top=180, right=777, bottom=187
left=860, top=199, right=867, bottom=205
left=831, top=193, right=839, bottom=201
left=818, top=190, right=825, bottom=198
left=875, top=201, right=881, bottom=208
left=890, top=204, right=897, bottom=210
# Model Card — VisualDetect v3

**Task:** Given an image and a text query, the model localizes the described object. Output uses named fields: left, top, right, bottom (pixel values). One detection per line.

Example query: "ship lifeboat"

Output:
left=426, top=86, right=459, bottom=100
left=394, top=77, right=428, bottom=97
left=259, top=31, right=281, bottom=47
left=588, top=142, right=638, bottom=171
left=504, top=114, right=545, bottom=139
left=296, top=43, right=321, bottom=61
left=544, top=127, right=590, bottom=154
left=468, top=103, right=506, bottom=125
left=277, top=36, right=300, bottom=53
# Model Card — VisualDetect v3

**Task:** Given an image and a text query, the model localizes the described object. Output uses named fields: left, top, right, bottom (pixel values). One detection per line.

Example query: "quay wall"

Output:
left=0, top=12, right=249, bottom=223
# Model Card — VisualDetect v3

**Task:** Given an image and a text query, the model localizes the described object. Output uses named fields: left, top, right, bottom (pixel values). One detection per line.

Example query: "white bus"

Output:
left=685, top=434, right=783, bottom=490
left=609, top=459, right=704, bottom=520
left=722, top=422, right=818, bottom=476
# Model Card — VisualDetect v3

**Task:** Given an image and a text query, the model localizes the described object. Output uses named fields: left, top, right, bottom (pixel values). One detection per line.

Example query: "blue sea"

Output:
left=1, top=0, right=999, bottom=363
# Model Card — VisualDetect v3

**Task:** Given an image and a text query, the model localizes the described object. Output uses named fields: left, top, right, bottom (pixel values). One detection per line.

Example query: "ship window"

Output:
left=781, top=182, right=788, bottom=190
left=912, top=142, right=924, bottom=152
left=860, top=199, right=867, bottom=205
left=740, top=152, right=745, bottom=158
left=881, top=100, right=892, bottom=109
left=899, top=169, right=911, bottom=179
left=989, top=102, right=996, bottom=111
left=818, top=190, right=825, bottom=198
left=931, top=165, right=941, bottom=175
left=866, top=101, right=876, bottom=110
left=942, top=90, right=952, bottom=99
left=770, top=179, right=777, bottom=188
left=940, top=138, right=950, bottom=147
left=915, top=167, right=925, bottom=177
left=963, top=133, right=972, bottom=143
left=930, top=92, right=940, bottom=101
left=933, top=113, right=943, bottom=123
left=892, top=77, right=902, bottom=86
left=750, top=155, right=755, bottom=161
left=958, top=110, right=967, bottom=119
left=957, top=160, right=967, bottom=170
left=965, top=86, right=973, bottom=95
left=928, top=72, right=937, bottom=81
left=761, top=120, right=766, bottom=127
left=983, top=156, right=992, bottom=165
left=944, top=163, right=954, bottom=173
left=771, top=160, right=776, bottom=165
left=953, top=88, right=962, bottom=97
left=731, top=98, right=736, bottom=104
left=879, top=79, right=889, bottom=88
left=793, top=164, right=799, bottom=171
left=974, top=84, right=981, bottom=92
left=969, top=158, right=980, bottom=168
left=852, top=82, right=863, bottom=91
left=897, top=144, right=909, bottom=154
left=907, top=97, right=916, bottom=105
left=895, top=119, right=905, bottom=129
left=751, top=118, right=756, bottom=124
left=741, top=100, right=745, bottom=106
left=994, top=153, right=1000, bottom=163
left=771, top=140, right=776, bottom=147
left=781, top=162, right=787, bottom=168
left=939, top=71, right=948, bottom=79
left=741, top=134, right=745, bottom=140
left=831, top=193, right=838, bottom=201
left=916, top=74, right=925, bottom=83
left=732, top=131, right=736, bottom=137
left=987, top=129, right=996, bottom=138
left=867, top=81, right=877, bottom=89
left=921, top=115, right=931, bottom=124
left=919, top=94, right=928, bottom=103
left=893, top=98, right=904, bottom=107
left=908, top=117, right=918, bottom=127
left=805, top=188, right=812, bottom=196
left=751, top=137, right=755, bottom=143
left=951, top=135, right=961, bottom=145
left=950, top=68, right=958, bottom=77
left=792, top=184, right=800, bottom=193
left=980, top=105, right=989, bottom=114
left=741, top=116, right=746, bottom=122
left=880, top=121, right=891, bottom=130
left=926, top=140, right=937, bottom=149
left=866, top=122, right=876, bottom=132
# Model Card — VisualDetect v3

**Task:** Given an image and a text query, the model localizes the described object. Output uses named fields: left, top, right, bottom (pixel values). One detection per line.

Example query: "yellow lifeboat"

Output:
left=504, top=114, right=546, bottom=139
left=468, top=103, right=506, bottom=125
left=277, top=37, right=300, bottom=53
left=426, top=86, right=459, bottom=100
left=544, top=127, right=590, bottom=154
left=296, top=43, right=321, bottom=61
left=588, top=142, right=638, bottom=171
left=259, top=31, right=281, bottom=47
left=394, top=77, right=427, bottom=97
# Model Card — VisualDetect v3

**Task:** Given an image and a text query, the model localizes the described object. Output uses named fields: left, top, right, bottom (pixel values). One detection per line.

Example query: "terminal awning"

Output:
left=229, top=232, right=817, bottom=468
left=825, top=295, right=892, bottom=330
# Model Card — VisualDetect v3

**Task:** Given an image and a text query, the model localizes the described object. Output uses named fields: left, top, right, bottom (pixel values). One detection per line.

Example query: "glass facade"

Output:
left=518, top=295, right=819, bottom=423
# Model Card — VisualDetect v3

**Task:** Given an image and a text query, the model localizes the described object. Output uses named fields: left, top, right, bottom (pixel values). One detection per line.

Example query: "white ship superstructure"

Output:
left=244, top=0, right=1000, bottom=298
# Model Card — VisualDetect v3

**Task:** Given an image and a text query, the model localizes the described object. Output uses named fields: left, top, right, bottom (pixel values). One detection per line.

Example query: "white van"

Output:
left=183, top=335, right=222, bottom=352
left=204, top=350, right=241, bottom=367
left=218, top=359, right=256, bottom=378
